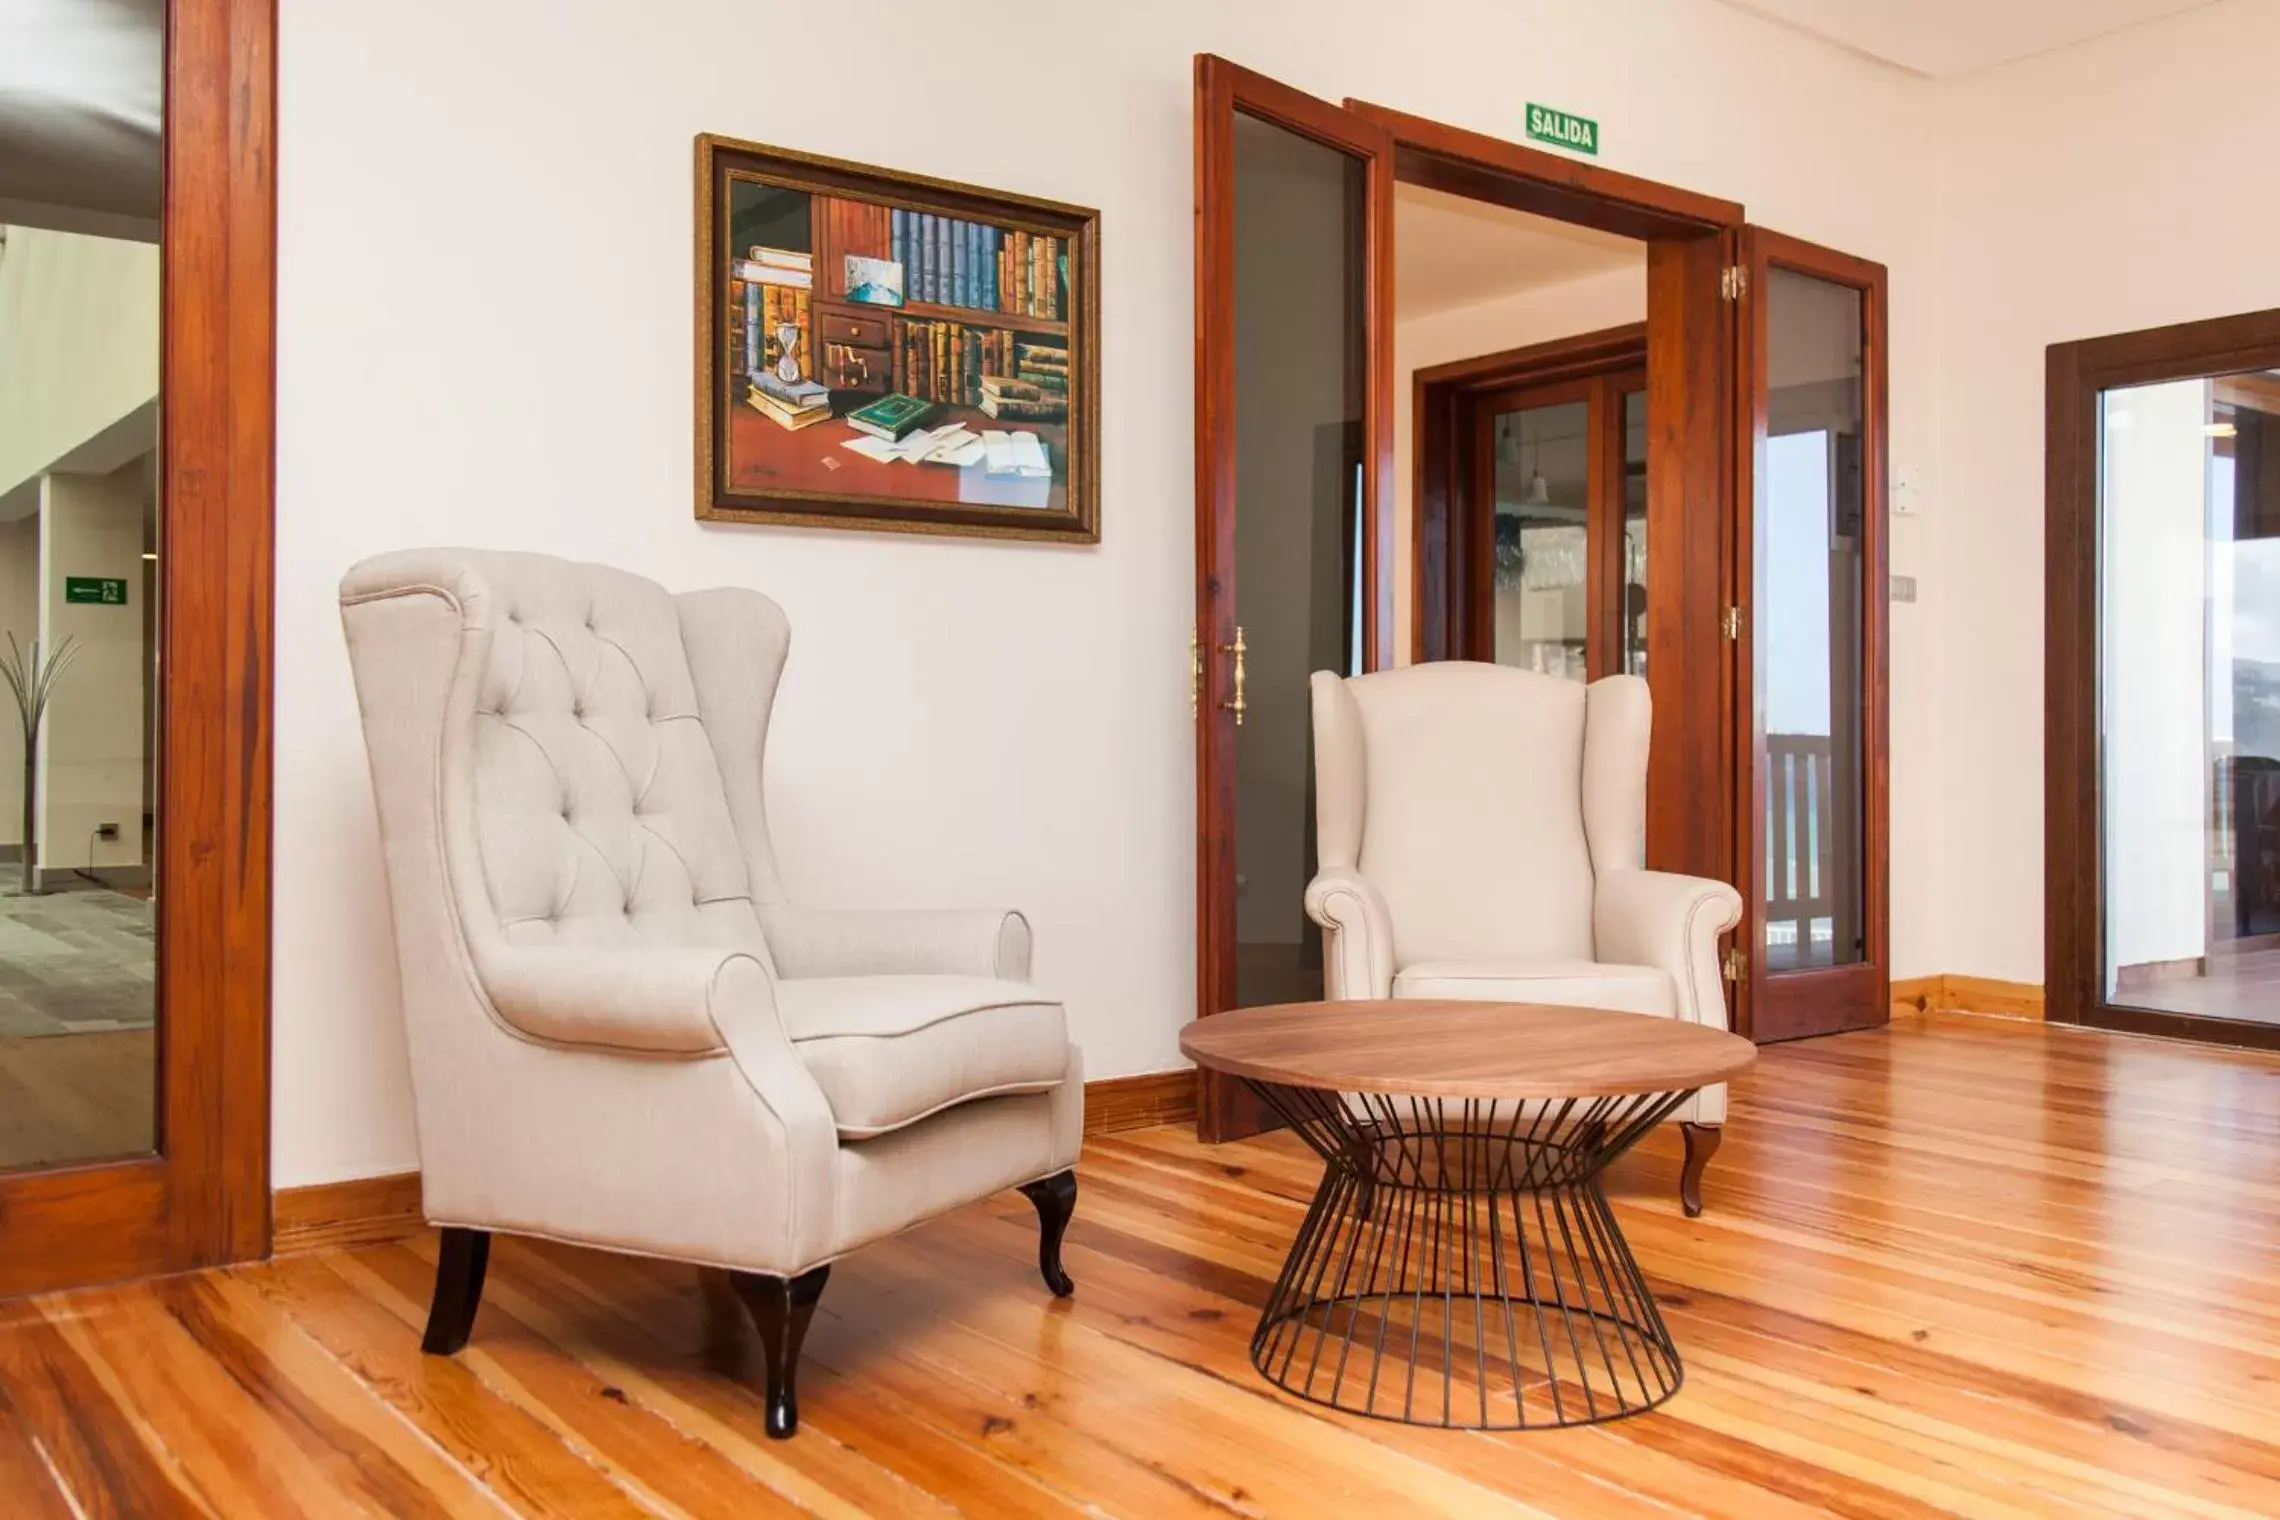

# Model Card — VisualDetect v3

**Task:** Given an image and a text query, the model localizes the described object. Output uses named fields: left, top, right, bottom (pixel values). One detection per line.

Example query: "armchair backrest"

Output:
left=340, top=549, right=789, bottom=980
left=1310, top=662, right=1650, bottom=966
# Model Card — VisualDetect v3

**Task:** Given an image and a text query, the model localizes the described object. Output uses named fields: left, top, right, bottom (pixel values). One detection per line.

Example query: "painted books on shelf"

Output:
left=697, top=135, right=1098, bottom=543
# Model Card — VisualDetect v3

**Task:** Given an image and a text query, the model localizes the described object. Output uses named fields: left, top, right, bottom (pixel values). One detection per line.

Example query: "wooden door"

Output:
left=1732, top=229, right=1889, bottom=1041
left=1643, top=231, right=1742, bottom=890
left=2047, top=309, right=2280, bottom=1051
left=0, top=0, right=275, bottom=1297
left=1193, top=56, right=1393, bottom=1140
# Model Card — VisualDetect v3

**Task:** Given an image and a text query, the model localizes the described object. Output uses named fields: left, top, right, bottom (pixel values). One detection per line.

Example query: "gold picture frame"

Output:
left=695, top=134, right=1101, bottom=543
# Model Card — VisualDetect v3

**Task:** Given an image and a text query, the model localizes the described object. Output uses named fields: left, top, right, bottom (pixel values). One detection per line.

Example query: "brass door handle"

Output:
left=1219, top=625, right=1247, bottom=727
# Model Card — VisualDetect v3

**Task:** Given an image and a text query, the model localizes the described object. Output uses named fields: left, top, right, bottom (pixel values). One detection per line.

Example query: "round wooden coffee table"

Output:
left=1180, top=999, right=1755, bottom=1430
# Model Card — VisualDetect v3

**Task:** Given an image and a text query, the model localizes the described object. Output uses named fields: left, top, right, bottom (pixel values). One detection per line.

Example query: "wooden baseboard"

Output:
left=1084, top=1069, right=1196, bottom=1135
left=273, top=1171, right=425, bottom=1256
left=271, top=1069, right=1201, bottom=1257
left=1891, top=973, right=2044, bottom=1022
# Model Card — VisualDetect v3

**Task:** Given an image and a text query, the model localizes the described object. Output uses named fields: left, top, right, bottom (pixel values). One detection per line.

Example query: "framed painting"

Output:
left=695, top=134, right=1101, bottom=543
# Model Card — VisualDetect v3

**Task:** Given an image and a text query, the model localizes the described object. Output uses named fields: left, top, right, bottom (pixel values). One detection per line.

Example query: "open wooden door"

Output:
left=0, top=0, right=274, bottom=1298
left=1193, top=56, right=1394, bottom=1140
left=1731, top=229, right=1889, bottom=1041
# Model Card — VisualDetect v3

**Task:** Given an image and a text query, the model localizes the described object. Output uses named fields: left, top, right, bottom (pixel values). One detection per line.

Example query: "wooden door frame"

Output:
left=1192, top=56, right=1395, bottom=1140
left=0, top=0, right=276, bottom=1298
left=2047, top=307, right=2280, bottom=1050
left=1732, top=230, right=1890, bottom=1043
left=1414, top=324, right=1645, bottom=668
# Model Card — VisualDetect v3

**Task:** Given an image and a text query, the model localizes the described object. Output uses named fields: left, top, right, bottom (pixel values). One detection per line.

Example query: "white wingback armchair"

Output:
left=339, top=549, right=1082, bottom=1438
left=1306, top=661, right=1743, bottom=1214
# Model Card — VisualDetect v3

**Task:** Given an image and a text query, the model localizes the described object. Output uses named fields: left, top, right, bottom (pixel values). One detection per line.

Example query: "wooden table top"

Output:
left=1177, top=1000, right=1757, bottom=1100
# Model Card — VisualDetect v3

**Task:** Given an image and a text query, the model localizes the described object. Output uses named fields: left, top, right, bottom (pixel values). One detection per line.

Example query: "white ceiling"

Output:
left=1396, top=184, right=1641, bottom=320
left=1718, top=0, right=2218, bottom=76
left=0, top=0, right=164, bottom=240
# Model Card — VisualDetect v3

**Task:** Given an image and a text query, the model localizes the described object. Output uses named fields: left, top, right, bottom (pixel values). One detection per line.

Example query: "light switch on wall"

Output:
left=1890, top=574, right=1918, bottom=603
left=1893, top=470, right=1923, bottom=515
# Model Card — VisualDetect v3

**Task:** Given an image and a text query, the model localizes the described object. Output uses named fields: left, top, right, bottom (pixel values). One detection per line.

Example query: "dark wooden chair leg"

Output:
left=730, top=1266, right=830, bottom=1439
left=421, top=1227, right=491, bottom=1355
left=1679, top=1123, right=1722, bottom=1218
left=1017, top=1169, right=1078, bottom=1297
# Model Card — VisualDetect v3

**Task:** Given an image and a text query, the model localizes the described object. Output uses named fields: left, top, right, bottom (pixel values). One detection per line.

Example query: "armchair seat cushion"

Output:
left=778, top=975, right=1068, bottom=1139
left=1391, top=959, right=1676, bottom=1017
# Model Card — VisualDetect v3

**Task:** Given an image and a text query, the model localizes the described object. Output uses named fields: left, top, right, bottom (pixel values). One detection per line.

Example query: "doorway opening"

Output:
left=1401, top=186, right=1649, bottom=686
left=1193, top=59, right=1890, bottom=1138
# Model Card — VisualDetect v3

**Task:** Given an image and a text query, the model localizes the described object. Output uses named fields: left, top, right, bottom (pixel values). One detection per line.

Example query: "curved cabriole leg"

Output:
left=731, top=1266, right=831, bottom=1439
left=1679, top=1123, right=1722, bottom=1218
left=1018, top=1169, right=1078, bottom=1297
left=421, top=1227, right=491, bottom=1355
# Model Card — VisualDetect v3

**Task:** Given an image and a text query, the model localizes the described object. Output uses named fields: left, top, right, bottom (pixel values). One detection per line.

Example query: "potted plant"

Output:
left=0, top=633, right=80, bottom=896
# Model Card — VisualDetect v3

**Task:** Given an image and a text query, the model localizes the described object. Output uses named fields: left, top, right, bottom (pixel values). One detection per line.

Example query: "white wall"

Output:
left=1931, top=0, right=2280, bottom=984
left=275, top=0, right=1935, bottom=1185
left=0, top=227, right=159, bottom=508
left=39, top=462, right=147, bottom=874
left=1391, top=264, right=1647, bottom=656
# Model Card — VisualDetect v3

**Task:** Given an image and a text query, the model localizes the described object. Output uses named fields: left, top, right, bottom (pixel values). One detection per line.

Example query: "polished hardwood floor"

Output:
left=4, top=1010, right=2279, bottom=1517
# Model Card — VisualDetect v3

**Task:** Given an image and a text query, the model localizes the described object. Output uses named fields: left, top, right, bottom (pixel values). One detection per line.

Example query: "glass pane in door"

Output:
left=1621, top=386, right=1648, bottom=675
left=2100, top=371, right=2280, bottom=1025
left=0, top=204, right=163, bottom=1161
left=1760, top=267, right=1866, bottom=971
left=1230, top=111, right=1364, bottom=1010
left=1489, top=398, right=1591, bottom=681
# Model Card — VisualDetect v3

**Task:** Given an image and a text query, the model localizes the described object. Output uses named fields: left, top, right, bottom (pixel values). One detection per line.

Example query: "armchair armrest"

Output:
left=1593, top=870, right=1743, bottom=1029
left=757, top=906, right=1033, bottom=981
left=1303, top=868, right=1395, bottom=1000
left=479, top=943, right=770, bottom=1054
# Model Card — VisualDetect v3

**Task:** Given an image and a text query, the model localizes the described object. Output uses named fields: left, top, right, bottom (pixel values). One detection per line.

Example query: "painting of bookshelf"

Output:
left=697, top=135, right=1099, bottom=543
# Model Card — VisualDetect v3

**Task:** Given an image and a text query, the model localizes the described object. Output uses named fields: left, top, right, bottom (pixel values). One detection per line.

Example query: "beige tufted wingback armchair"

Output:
left=339, top=549, right=1082, bottom=1438
left=1306, top=662, right=1744, bottom=1214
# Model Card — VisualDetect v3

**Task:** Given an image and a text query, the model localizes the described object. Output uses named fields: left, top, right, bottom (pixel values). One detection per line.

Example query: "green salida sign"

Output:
left=1526, top=103, right=1599, bottom=156
left=64, top=576, right=128, bottom=606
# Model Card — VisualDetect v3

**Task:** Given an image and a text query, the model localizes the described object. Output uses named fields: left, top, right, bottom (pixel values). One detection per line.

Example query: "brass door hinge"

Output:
left=1721, top=604, right=1745, bottom=640
left=1720, top=265, right=1749, bottom=301
left=1722, top=945, right=1746, bottom=982
left=1189, top=628, right=1201, bottom=716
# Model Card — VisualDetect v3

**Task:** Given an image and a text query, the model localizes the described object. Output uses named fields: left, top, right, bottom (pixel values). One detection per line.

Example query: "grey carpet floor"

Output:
left=0, top=887, right=156, bottom=1038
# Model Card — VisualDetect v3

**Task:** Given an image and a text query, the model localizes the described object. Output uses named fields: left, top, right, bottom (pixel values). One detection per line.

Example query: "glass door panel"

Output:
left=0, top=153, right=163, bottom=1173
left=1194, top=56, right=1391, bottom=1137
left=2099, top=370, right=2280, bottom=1026
left=1621, top=387, right=1648, bottom=675
left=1760, top=266, right=1865, bottom=972
left=1229, top=109, right=1366, bottom=1011
left=1482, top=393, right=1591, bottom=680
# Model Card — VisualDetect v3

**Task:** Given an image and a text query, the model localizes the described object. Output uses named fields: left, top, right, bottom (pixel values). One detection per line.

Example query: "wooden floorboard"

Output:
left=3, top=1010, right=2278, bottom=1516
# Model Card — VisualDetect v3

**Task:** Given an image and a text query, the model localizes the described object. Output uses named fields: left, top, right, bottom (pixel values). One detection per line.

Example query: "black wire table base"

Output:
left=1246, top=1081, right=1696, bottom=1430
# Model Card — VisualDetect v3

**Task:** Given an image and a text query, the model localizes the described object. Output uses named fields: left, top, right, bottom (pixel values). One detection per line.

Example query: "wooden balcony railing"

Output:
left=1766, top=733, right=1836, bottom=969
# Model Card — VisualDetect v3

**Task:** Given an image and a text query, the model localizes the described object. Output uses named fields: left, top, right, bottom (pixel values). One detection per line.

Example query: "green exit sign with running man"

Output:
left=64, top=577, right=128, bottom=606
left=1526, top=103, right=1599, bottom=156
